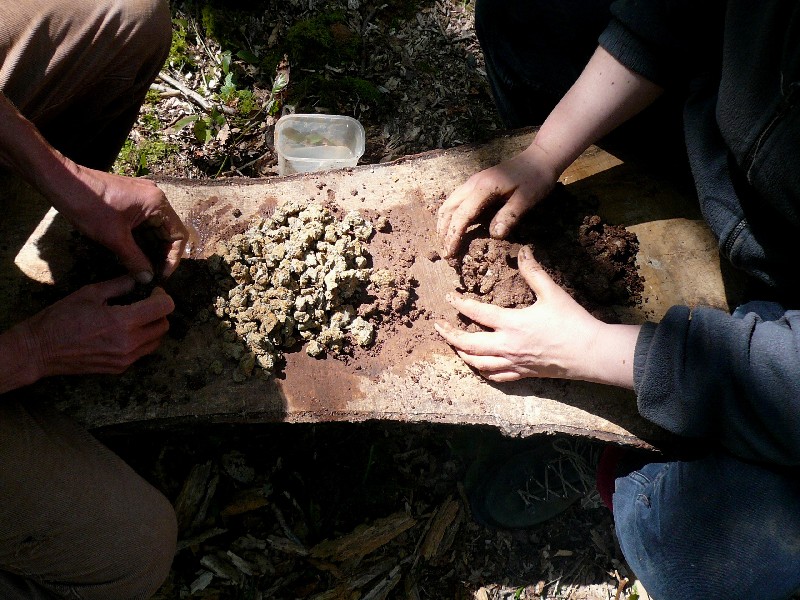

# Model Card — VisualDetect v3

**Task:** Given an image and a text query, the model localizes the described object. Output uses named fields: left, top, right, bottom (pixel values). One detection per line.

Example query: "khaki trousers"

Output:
left=0, top=1, right=176, bottom=598
left=0, top=0, right=171, bottom=170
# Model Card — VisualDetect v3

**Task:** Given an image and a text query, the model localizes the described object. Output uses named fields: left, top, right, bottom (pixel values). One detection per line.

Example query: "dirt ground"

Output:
left=449, top=184, right=642, bottom=317
left=91, top=1, right=649, bottom=598
left=101, top=423, right=631, bottom=600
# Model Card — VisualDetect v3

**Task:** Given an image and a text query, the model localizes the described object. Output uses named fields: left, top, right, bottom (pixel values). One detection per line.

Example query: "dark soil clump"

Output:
left=449, top=185, right=643, bottom=319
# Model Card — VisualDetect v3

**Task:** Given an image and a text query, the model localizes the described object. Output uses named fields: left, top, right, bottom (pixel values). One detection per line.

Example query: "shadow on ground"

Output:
left=101, top=422, right=631, bottom=599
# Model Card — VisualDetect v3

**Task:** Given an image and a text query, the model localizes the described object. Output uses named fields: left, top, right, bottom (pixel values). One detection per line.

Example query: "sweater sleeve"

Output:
left=598, top=0, right=726, bottom=87
left=633, top=305, right=800, bottom=465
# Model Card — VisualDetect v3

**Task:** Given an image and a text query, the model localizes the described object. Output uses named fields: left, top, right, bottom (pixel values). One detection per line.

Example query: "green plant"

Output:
left=114, top=138, right=177, bottom=177
left=145, top=88, right=161, bottom=105
left=172, top=62, right=288, bottom=145
left=290, top=73, right=383, bottom=113
left=217, top=50, right=260, bottom=115
left=167, top=17, right=194, bottom=69
left=339, top=76, right=382, bottom=104
left=139, top=111, right=161, bottom=133
left=173, top=107, right=226, bottom=145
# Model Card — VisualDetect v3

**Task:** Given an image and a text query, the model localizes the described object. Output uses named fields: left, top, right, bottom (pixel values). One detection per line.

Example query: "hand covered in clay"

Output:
left=21, top=276, right=174, bottom=379
left=50, top=164, right=188, bottom=283
left=435, top=246, right=639, bottom=388
left=436, top=145, right=559, bottom=258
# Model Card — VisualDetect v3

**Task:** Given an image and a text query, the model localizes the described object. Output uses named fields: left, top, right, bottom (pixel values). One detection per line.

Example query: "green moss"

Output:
left=199, top=4, right=250, bottom=51
left=168, top=18, right=194, bottom=69
left=380, top=0, right=424, bottom=27
left=139, top=111, right=161, bottom=132
left=200, top=5, right=220, bottom=40
left=219, top=87, right=258, bottom=115
left=114, top=138, right=178, bottom=177
left=145, top=89, right=161, bottom=105
left=338, top=77, right=383, bottom=104
left=235, top=89, right=258, bottom=115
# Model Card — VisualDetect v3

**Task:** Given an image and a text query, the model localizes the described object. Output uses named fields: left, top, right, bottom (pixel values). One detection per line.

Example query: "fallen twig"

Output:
left=148, top=83, right=181, bottom=98
left=157, top=71, right=236, bottom=116
left=613, top=570, right=629, bottom=600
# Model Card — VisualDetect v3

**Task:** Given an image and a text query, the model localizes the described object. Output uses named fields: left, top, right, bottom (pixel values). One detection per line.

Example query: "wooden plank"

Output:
left=0, top=129, right=741, bottom=446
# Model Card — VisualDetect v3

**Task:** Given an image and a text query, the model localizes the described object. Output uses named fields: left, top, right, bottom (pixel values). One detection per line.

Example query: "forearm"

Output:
left=0, top=323, right=41, bottom=394
left=523, top=46, right=664, bottom=178
left=0, top=92, right=82, bottom=211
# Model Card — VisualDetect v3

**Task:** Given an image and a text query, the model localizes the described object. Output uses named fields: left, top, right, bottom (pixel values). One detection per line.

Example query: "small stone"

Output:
left=209, top=200, right=395, bottom=376
left=239, top=352, right=256, bottom=377
left=224, top=342, right=245, bottom=361
left=370, top=268, right=395, bottom=287
left=349, top=316, right=375, bottom=347
left=306, top=340, right=325, bottom=357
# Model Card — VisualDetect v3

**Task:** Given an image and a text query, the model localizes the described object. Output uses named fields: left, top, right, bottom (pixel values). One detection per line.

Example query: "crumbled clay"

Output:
left=209, top=199, right=394, bottom=379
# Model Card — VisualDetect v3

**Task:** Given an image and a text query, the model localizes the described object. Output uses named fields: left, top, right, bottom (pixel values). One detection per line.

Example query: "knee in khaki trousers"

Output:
left=0, top=401, right=177, bottom=600
left=0, top=0, right=172, bottom=170
left=0, top=1, right=176, bottom=598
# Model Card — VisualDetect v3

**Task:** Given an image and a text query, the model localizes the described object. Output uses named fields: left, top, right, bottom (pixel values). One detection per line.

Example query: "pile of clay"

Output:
left=209, top=200, right=402, bottom=380
left=449, top=184, right=644, bottom=317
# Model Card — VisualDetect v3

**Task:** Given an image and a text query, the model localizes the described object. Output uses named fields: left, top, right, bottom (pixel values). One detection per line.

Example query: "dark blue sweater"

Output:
left=599, top=0, right=800, bottom=465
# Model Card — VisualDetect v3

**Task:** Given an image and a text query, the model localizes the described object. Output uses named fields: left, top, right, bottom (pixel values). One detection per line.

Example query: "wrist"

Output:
left=519, top=140, right=562, bottom=187
left=0, top=322, right=44, bottom=393
left=582, top=322, right=640, bottom=389
left=36, top=155, right=91, bottom=216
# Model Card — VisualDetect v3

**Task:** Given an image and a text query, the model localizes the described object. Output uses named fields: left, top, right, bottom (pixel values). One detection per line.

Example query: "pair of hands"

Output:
left=434, top=152, right=637, bottom=388
left=2, top=164, right=188, bottom=392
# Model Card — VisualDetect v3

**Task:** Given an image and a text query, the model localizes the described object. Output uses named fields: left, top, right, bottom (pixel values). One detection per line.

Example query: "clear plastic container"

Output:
left=274, top=114, right=365, bottom=176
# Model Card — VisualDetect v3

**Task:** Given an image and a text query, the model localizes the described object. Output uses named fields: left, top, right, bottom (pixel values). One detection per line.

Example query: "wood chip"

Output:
left=420, top=496, right=461, bottom=562
left=311, top=512, right=416, bottom=562
left=200, top=552, right=242, bottom=584
left=189, top=570, right=214, bottom=594
left=220, top=487, right=269, bottom=516
left=174, top=461, right=216, bottom=532
left=176, top=527, right=228, bottom=553
left=266, top=534, right=309, bottom=557
left=226, top=550, right=256, bottom=576
left=361, top=564, right=403, bottom=600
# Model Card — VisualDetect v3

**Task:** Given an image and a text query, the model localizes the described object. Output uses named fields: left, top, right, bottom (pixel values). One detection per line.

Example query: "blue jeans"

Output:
left=613, top=455, right=800, bottom=600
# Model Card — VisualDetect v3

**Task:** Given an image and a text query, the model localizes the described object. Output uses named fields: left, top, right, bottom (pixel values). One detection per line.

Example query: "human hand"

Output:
left=48, top=163, right=188, bottom=283
left=22, top=276, right=175, bottom=378
left=434, top=246, right=639, bottom=387
left=436, top=145, right=560, bottom=258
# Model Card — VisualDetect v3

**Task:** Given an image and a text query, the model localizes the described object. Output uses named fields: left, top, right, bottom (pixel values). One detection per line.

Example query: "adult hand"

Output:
left=436, top=144, right=559, bottom=258
left=0, top=94, right=188, bottom=283
left=49, top=163, right=188, bottom=283
left=21, top=276, right=175, bottom=379
left=434, top=246, right=639, bottom=388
